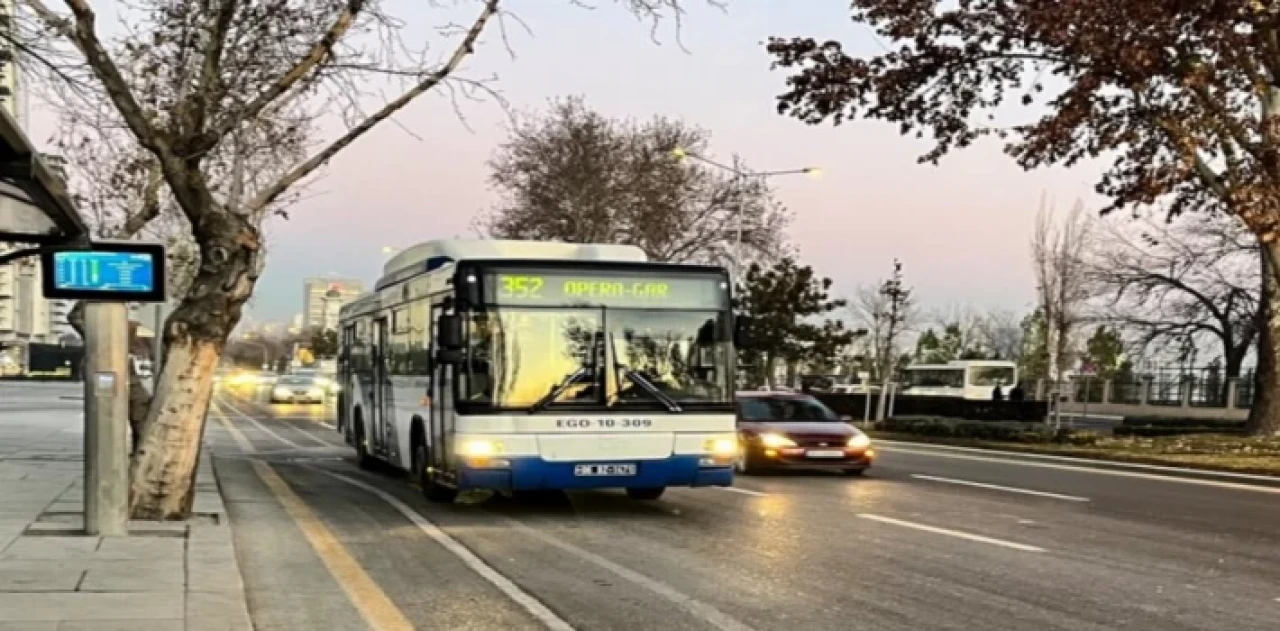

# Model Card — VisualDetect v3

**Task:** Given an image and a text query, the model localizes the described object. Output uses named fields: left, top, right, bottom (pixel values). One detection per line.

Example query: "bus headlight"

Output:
left=703, top=438, right=737, bottom=457
left=456, top=439, right=502, bottom=457
left=847, top=432, right=871, bottom=449
left=758, top=433, right=797, bottom=449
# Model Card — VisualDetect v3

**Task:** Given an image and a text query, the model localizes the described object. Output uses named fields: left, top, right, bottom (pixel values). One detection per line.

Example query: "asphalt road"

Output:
left=207, top=385, right=1280, bottom=631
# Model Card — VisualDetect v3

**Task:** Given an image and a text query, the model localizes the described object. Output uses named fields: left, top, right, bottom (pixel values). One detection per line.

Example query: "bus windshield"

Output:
left=969, top=366, right=1016, bottom=387
left=458, top=307, right=732, bottom=410
left=904, top=368, right=964, bottom=389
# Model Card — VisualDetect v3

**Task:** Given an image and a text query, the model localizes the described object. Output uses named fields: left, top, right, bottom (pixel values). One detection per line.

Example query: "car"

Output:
left=269, top=375, right=327, bottom=404
left=734, top=391, right=874, bottom=476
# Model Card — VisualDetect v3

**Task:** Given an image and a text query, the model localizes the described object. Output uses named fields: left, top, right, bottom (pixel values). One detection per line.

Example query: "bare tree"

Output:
left=977, top=308, right=1025, bottom=363
left=1032, top=198, right=1093, bottom=399
left=848, top=261, right=913, bottom=419
left=24, top=0, right=702, bottom=519
left=1085, top=212, right=1260, bottom=381
left=476, top=96, right=791, bottom=265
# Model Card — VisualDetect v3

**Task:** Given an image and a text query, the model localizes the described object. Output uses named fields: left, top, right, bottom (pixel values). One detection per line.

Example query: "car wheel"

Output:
left=734, top=440, right=755, bottom=475
left=626, top=487, right=666, bottom=500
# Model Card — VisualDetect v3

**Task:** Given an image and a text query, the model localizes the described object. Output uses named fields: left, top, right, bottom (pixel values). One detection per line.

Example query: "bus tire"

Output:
left=335, top=392, right=347, bottom=434
left=413, top=427, right=457, bottom=504
left=626, top=487, right=665, bottom=501
left=354, top=416, right=375, bottom=470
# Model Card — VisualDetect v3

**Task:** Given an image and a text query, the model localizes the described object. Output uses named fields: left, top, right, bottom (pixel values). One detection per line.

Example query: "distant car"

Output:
left=734, top=391, right=874, bottom=476
left=270, top=375, right=326, bottom=404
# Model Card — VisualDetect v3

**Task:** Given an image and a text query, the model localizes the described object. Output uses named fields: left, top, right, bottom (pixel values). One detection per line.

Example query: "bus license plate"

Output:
left=807, top=450, right=845, bottom=458
left=574, top=463, right=636, bottom=476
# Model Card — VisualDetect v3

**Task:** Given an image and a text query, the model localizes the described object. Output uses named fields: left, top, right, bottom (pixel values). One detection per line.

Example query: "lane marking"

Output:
left=499, top=518, right=755, bottom=631
left=715, top=486, right=767, bottom=497
left=910, top=474, right=1090, bottom=502
left=211, top=403, right=256, bottom=454
left=217, top=397, right=306, bottom=450
left=312, top=468, right=575, bottom=631
left=857, top=513, right=1045, bottom=553
left=222, top=398, right=340, bottom=445
left=251, top=460, right=414, bottom=631
left=878, top=440, right=1280, bottom=484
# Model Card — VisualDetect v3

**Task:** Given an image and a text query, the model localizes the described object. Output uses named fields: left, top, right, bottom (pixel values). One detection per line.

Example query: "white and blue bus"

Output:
left=336, top=239, right=740, bottom=502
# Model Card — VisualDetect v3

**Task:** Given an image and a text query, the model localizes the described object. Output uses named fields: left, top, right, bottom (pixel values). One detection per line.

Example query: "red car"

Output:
left=734, top=391, right=874, bottom=476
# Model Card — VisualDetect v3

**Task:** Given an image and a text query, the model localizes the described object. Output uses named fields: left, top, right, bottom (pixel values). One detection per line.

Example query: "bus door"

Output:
left=428, top=306, right=450, bottom=474
left=372, top=316, right=390, bottom=455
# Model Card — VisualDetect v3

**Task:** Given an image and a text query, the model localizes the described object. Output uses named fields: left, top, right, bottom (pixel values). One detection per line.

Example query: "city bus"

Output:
left=336, top=239, right=740, bottom=502
left=899, top=360, right=1018, bottom=400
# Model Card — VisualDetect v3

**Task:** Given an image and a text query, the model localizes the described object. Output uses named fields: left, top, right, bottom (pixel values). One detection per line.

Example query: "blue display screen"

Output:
left=52, top=250, right=157, bottom=294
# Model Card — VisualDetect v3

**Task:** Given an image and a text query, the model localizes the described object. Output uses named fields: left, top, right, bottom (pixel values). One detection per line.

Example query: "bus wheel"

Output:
left=416, top=443, right=458, bottom=504
left=626, top=487, right=665, bottom=501
left=354, top=419, right=375, bottom=470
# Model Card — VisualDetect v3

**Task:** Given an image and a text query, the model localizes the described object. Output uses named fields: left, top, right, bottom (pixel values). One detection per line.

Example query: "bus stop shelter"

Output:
left=0, top=109, right=86, bottom=245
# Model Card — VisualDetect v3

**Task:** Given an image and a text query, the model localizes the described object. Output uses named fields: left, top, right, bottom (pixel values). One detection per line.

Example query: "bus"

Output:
left=336, top=239, right=740, bottom=503
left=899, top=360, right=1018, bottom=400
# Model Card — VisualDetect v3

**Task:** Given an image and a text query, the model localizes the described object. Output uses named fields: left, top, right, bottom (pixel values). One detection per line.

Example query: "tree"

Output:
left=1018, top=309, right=1051, bottom=382
left=27, top=0, right=702, bottom=518
left=1085, top=211, right=1259, bottom=382
left=979, top=308, right=1025, bottom=363
left=476, top=96, right=791, bottom=265
left=1083, top=326, right=1127, bottom=381
left=309, top=329, right=339, bottom=359
left=765, top=1, right=1280, bottom=434
left=735, top=258, right=853, bottom=388
left=1032, top=199, right=1093, bottom=394
left=849, top=261, right=915, bottom=384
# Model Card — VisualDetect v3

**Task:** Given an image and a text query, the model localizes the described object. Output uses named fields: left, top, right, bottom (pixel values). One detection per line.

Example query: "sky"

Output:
left=34, top=1, right=1109, bottom=327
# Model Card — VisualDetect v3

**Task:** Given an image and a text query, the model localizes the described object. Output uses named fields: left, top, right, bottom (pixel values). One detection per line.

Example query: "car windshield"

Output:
left=738, top=397, right=839, bottom=422
left=458, top=308, right=731, bottom=409
left=277, top=376, right=314, bottom=386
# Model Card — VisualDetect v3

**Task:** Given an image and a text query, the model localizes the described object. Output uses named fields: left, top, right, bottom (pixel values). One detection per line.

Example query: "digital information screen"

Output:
left=483, top=268, right=728, bottom=309
left=40, top=243, right=166, bottom=301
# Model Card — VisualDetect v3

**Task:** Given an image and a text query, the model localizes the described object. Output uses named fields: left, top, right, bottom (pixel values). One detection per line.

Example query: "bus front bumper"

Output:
left=456, top=455, right=733, bottom=491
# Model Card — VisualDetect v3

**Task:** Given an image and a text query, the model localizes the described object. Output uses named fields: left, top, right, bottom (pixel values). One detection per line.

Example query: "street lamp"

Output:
left=670, top=147, right=821, bottom=283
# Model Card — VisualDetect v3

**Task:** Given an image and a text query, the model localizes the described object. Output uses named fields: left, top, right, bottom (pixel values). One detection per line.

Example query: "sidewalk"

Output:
left=0, top=387, right=253, bottom=630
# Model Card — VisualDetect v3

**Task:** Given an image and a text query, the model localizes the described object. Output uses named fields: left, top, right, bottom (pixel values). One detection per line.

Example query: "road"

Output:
left=207, top=386, right=1280, bottom=631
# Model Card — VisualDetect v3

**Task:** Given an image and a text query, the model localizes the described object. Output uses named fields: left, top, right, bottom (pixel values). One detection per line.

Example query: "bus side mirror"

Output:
left=733, top=316, right=752, bottom=349
left=438, top=314, right=463, bottom=350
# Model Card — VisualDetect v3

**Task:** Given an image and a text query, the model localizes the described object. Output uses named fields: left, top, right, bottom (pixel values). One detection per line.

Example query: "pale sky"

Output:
left=36, top=1, right=1109, bottom=325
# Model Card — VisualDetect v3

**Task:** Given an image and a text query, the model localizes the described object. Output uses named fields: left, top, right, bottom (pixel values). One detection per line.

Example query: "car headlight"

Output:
left=308, top=389, right=324, bottom=397
left=456, top=439, right=503, bottom=457
left=758, top=433, right=797, bottom=448
left=272, top=388, right=289, bottom=398
left=703, top=438, right=737, bottom=457
left=848, top=432, right=871, bottom=449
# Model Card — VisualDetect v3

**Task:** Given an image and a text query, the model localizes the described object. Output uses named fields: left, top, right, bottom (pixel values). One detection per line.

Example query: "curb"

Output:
left=876, top=439, right=1280, bottom=489
left=190, top=442, right=255, bottom=630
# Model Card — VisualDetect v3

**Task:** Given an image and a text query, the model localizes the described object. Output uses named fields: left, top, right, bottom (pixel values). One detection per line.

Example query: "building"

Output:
left=302, top=278, right=363, bottom=331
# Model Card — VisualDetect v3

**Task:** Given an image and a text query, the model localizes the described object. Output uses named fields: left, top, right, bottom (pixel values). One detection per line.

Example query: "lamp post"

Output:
left=670, top=147, right=821, bottom=283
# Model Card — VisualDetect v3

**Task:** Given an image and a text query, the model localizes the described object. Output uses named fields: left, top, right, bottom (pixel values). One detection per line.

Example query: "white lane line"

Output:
left=312, top=468, right=575, bottom=631
left=881, top=445, right=1280, bottom=495
left=216, top=396, right=306, bottom=450
left=858, top=514, right=1045, bottom=553
left=500, top=518, right=756, bottom=631
left=910, top=474, right=1090, bottom=502
left=716, top=486, right=767, bottom=497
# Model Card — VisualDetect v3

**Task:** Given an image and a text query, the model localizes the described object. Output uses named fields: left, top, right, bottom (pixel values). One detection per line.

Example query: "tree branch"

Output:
left=188, top=0, right=241, bottom=139
left=45, top=0, right=167, bottom=154
left=202, top=0, right=367, bottom=150
left=245, top=0, right=500, bottom=213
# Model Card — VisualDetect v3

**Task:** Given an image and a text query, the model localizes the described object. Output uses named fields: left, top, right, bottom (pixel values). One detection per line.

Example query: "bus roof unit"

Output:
left=383, top=239, right=648, bottom=278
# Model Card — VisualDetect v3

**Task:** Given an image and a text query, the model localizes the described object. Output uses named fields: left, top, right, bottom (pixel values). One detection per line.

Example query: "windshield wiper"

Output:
left=608, top=333, right=682, bottom=413
left=529, top=366, right=594, bottom=414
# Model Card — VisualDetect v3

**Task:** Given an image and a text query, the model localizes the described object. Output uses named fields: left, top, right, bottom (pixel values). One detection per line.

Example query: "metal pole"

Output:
left=83, top=302, right=129, bottom=537
left=152, top=303, right=164, bottom=369
left=733, top=173, right=744, bottom=284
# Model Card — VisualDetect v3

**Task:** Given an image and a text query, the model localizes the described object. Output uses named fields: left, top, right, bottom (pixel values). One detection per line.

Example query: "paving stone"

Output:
left=56, top=621, right=183, bottom=631
left=93, top=537, right=184, bottom=560
left=186, top=592, right=253, bottom=631
left=188, top=559, right=244, bottom=593
left=0, top=537, right=99, bottom=561
left=0, top=593, right=184, bottom=621
left=80, top=562, right=185, bottom=593
left=0, top=567, right=83, bottom=592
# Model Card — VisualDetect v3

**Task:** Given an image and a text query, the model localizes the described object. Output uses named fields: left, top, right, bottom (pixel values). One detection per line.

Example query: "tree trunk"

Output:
left=1247, top=240, right=1280, bottom=436
left=129, top=212, right=261, bottom=520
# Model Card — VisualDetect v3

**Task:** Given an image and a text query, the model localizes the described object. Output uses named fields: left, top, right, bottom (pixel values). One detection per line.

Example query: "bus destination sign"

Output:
left=485, top=270, right=726, bottom=309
